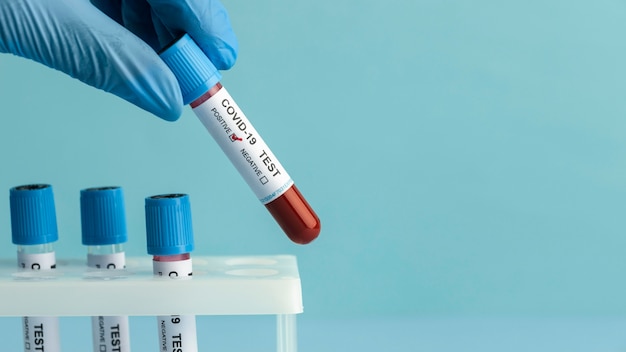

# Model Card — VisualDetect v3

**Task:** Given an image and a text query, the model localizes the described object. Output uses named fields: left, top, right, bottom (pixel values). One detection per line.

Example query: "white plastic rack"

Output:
left=0, top=255, right=302, bottom=352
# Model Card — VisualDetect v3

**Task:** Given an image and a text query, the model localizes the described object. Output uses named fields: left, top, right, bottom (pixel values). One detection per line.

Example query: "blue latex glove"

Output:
left=0, top=0, right=238, bottom=121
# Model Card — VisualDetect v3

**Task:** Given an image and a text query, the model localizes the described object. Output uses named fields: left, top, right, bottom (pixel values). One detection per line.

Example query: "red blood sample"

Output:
left=265, top=185, right=320, bottom=244
left=191, top=84, right=321, bottom=245
left=153, top=253, right=191, bottom=262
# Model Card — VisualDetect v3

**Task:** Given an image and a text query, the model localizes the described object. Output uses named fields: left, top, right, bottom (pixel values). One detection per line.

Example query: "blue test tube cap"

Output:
left=145, top=193, right=194, bottom=255
left=159, top=33, right=222, bottom=105
left=80, top=186, right=128, bottom=245
left=10, top=184, right=59, bottom=245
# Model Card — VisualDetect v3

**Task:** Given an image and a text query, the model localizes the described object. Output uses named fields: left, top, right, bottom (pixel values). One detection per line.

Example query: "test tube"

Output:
left=159, top=34, right=321, bottom=244
left=80, top=186, right=131, bottom=352
left=145, top=193, right=198, bottom=352
left=9, top=184, right=61, bottom=352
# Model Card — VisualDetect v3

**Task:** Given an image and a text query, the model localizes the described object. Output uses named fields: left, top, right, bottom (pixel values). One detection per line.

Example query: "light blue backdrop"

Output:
left=1, top=0, right=626, bottom=318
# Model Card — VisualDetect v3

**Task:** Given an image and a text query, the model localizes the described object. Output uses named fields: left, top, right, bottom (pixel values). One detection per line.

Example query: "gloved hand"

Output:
left=0, top=0, right=238, bottom=121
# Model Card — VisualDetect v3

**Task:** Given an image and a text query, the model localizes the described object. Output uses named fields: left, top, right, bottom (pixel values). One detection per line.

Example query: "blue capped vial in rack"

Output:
left=80, top=186, right=131, bottom=352
left=10, top=184, right=61, bottom=352
left=145, top=193, right=198, bottom=352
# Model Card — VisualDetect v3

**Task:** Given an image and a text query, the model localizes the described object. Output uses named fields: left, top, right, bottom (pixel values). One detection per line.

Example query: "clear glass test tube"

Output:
left=145, top=193, right=198, bottom=352
left=10, top=184, right=61, bottom=352
left=159, top=34, right=321, bottom=245
left=80, top=186, right=131, bottom=352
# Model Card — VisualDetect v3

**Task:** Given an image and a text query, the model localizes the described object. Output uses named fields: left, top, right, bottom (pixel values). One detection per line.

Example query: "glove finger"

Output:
left=0, top=0, right=182, bottom=121
left=147, top=0, right=238, bottom=70
left=151, top=11, right=176, bottom=49
left=90, top=0, right=123, bottom=25
left=120, top=0, right=160, bottom=50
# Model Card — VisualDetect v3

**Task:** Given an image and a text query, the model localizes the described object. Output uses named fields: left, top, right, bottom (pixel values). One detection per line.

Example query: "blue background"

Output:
left=2, top=1, right=626, bottom=348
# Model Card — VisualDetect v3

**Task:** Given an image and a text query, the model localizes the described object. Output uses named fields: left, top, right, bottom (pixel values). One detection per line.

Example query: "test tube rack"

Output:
left=0, top=255, right=302, bottom=352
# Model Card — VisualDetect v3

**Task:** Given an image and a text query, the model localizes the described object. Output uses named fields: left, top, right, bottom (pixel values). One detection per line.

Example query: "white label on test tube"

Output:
left=88, top=253, right=130, bottom=352
left=156, top=315, right=197, bottom=352
left=23, top=316, right=61, bottom=352
left=193, top=87, right=294, bottom=204
left=87, top=252, right=126, bottom=269
left=18, top=252, right=56, bottom=270
left=91, top=316, right=130, bottom=352
left=19, top=252, right=61, bottom=352
left=153, top=258, right=193, bottom=278
left=153, top=259, right=197, bottom=352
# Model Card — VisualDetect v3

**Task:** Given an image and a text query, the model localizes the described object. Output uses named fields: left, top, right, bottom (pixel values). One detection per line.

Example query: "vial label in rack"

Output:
left=157, top=315, right=198, bottom=352
left=22, top=317, right=61, bottom=352
left=154, top=259, right=197, bottom=352
left=18, top=252, right=61, bottom=352
left=91, top=316, right=130, bottom=352
left=193, top=87, right=294, bottom=204
left=87, top=252, right=126, bottom=269
left=87, top=253, right=130, bottom=351
left=152, top=259, right=192, bottom=278
left=23, top=316, right=61, bottom=352
left=17, top=252, right=56, bottom=270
